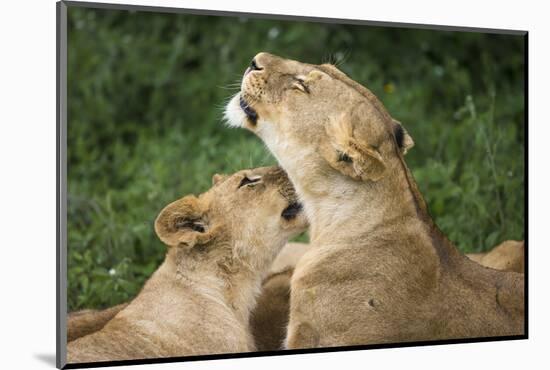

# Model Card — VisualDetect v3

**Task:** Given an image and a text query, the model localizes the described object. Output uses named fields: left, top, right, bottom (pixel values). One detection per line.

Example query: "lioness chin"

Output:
left=67, top=166, right=307, bottom=363
left=225, top=53, right=524, bottom=348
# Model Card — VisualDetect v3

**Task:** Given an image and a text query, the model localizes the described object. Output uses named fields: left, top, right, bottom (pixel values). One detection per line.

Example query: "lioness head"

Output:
left=225, top=53, right=414, bottom=192
left=154, top=166, right=307, bottom=275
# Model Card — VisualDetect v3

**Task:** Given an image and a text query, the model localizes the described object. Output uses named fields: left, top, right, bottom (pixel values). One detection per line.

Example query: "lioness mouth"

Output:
left=281, top=202, right=303, bottom=221
left=239, top=95, right=258, bottom=125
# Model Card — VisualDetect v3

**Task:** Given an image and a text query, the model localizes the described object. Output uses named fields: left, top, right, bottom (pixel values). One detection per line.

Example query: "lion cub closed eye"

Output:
left=66, top=166, right=307, bottom=364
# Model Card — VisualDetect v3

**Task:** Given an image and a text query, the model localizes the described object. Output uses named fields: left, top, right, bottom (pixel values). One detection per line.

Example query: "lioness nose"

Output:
left=244, top=58, right=263, bottom=76
left=250, top=58, right=262, bottom=71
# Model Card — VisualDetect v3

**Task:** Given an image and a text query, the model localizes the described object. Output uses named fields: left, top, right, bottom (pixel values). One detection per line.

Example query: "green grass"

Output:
left=67, top=7, right=525, bottom=310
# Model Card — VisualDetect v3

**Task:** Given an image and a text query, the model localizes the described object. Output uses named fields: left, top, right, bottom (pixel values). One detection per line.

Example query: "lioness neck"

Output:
left=286, top=155, right=460, bottom=264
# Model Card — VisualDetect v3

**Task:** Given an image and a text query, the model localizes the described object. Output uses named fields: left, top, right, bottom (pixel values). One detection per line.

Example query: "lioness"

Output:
left=67, top=166, right=307, bottom=363
left=467, top=240, right=525, bottom=274
left=225, top=53, right=524, bottom=347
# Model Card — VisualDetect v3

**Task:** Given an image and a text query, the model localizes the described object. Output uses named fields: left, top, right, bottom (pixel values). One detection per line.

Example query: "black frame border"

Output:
left=56, top=1, right=529, bottom=369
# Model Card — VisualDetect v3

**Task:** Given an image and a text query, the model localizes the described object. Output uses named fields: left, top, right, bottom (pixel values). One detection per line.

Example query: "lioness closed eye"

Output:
left=225, top=53, right=524, bottom=348
left=67, top=166, right=307, bottom=363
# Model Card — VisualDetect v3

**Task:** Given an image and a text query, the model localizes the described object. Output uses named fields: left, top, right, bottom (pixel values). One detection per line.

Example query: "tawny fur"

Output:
left=66, top=243, right=310, bottom=345
left=250, top=267, right=294, bottom=351
left=268, top=242, right=310, bottom=274
left=67, top=303, right=129, bottom=342
left=226, top=52, right=524, bottom=348
left=467, top=240, right=524, bottom=273
left=67, top=167, right=307, bottom=363
left=250, top=242, right=309, bottom=351
left=67, top=239, right=521, bottom=348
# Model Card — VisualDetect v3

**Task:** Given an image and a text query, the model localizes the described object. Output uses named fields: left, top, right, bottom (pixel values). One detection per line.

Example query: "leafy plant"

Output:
left=67, top=7, right=525, bottom=310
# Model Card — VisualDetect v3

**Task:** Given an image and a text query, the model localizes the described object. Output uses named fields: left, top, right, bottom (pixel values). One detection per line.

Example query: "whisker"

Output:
left=334, top=49, right=351, bottom=67
left=322, top=52, right=336, bottom=65
left=217, top=84, right=241, bottom=90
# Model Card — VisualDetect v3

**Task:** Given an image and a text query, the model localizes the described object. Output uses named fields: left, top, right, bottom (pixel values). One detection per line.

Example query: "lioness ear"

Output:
left=212, top=173, right=227, bottom=186
left=154, top=196, right=215, bottom=251
left=304, top=69, right=325, bottom=82
left=321, top=104, right=387, bottom=182
left=392, top=119, right=414, bottom=155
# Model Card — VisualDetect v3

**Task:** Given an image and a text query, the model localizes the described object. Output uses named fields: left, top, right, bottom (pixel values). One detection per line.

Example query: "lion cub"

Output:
left=67, top=242, right=310, bottom=351
left=67, top=166, right=307, bottom=364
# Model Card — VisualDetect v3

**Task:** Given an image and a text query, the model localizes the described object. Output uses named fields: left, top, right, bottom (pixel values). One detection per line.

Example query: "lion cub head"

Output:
left=225, top=53, right=414, bottom=194
left=154, top=166, right=307, bottom=276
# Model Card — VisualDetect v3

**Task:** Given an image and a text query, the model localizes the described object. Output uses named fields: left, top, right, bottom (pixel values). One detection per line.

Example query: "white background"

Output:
left=0, top=0, right=547, bottom=368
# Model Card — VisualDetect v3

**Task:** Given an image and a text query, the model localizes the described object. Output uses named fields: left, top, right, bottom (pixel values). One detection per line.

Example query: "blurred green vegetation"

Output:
left=67, top=7, right=525, bottom=310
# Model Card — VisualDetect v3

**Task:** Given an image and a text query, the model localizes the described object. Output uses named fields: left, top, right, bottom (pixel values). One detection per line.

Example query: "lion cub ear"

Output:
left=321, top=103, right=387, bottom=182
left=392, top=119, right=414, bottom=155
left=154, top=196, right=215, bottom=251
